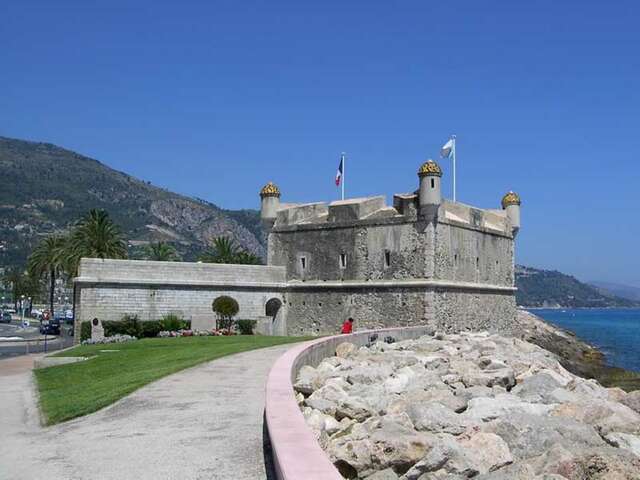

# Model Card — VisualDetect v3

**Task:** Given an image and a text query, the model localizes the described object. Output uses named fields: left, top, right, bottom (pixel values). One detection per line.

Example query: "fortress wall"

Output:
left=76, top=258, right=286, bottom=284
left=73, top=258, right=286, bottom=340
left=434, top=221, right=514, bottom=286
left=75, top=285, right=283, bottom=332
left=283, top=287, right=429, bottom=336
left=283, top=283, right=515, bottom=336
left=432, top=289, right=517, bottom=333
left=269, top=221, right=434, bottom=282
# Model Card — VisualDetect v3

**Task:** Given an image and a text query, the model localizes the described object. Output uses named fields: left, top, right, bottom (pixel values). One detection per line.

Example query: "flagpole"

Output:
left=341, top=152, right=345, bottom=201
left=451, top=135, right=456, bottom=202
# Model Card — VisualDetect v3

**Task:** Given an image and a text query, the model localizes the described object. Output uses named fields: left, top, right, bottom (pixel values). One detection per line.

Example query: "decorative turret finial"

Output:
left=417, top=159, right=443, bottom=178
left=260, top=182, right=281, bottom=198
left=501, top=191, right=521, bottom=209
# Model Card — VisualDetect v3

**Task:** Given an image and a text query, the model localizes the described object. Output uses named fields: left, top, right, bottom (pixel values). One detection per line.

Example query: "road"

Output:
left=0, top=321, right=73, bottom=358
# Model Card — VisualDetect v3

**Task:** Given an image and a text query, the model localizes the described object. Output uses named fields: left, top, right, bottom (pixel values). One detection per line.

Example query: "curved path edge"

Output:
left=265, top=326, right=433, bottom=480
left=0, top=344, right=295, bottom=480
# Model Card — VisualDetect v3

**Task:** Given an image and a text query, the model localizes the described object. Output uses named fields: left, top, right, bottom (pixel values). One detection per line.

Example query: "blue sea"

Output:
left=532, top=308, right=640, bottom=373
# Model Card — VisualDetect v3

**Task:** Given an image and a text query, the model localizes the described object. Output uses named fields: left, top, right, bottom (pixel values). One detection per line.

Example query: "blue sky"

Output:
left=1, top=1, right=639, bottom=286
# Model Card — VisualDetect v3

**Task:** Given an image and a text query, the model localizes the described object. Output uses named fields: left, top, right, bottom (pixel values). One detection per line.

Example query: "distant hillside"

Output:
left=0, top=136, right=265, bottom=268
left=589, top=281, right=640, bottom=302
left=516, top=265, right=639, bottom=308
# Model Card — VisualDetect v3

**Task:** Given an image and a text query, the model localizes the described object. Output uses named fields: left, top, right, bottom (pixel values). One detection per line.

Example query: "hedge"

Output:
left=79, top=314, right=191, bottom=341
left=236, top=319, right=257, bottom=335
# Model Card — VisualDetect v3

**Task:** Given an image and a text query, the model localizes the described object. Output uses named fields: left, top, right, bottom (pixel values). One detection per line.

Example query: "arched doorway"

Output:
left=265, top=298, right=284, bottom=335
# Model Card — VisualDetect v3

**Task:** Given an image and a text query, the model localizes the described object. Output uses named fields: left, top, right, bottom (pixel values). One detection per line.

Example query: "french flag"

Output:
left=335, top=154, right=344, bottom=186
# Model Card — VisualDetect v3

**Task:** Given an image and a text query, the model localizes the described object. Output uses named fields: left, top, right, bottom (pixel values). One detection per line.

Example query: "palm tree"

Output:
left=199, top=237, right=237, bottom=264
left=146, top=242, right=180, bottom=261
left=199, top=237, right=262, bottom=265
left=27, top=236, right=66, bottom=315
left=67, top=209, right=127, bottom=275
left=235, top=250, right=262, bottom=265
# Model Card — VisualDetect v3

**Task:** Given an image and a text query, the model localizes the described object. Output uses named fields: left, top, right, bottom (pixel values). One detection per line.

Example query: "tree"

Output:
left=4, top=268, right=42, bottom=311
left=212, top=295, right=239, bottom=331
left=27, top=236, right=66, bottom=316
left=199, top=237, right=261, bottom=265
left=145, top=242, right=180, bottom=261
left=67, top=209, right=127, bottom=275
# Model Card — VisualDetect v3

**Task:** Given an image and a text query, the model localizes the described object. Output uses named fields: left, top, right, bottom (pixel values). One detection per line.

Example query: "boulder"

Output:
left=621, top=390, right=640, bottom=415
left=565, top=378, right=609, bottom=400
left=511, top=372, right=564, bottom=404
left=294, top=365, right=320, bottom=395
left=551, top=399, right=640, bottom=435
left=463, top=394, right=556, bottom=422
left=483, top=412, right=604, bottom=459
left=388, top=388, right=467, bottom=415
left=364, top=468, right=399, bottom=480
left=535, top=445, right=640, bottom=479
left=402, top=434, right=479, bottom=479
left=457, top=432, right=513, bottom=474
left=475, top=462, right=536, bottom=479
left=305, top=382, right=348, bottom=416
left=462, top=368, right=516, bottom=390
left=336, top=342, right=357, bottom=358
left=604, top=432, right=640, bottom=457
left=405, top=403, right=475, bottom=435
left=347, top=364, right=394, bottom=385
left=607, top=387, right=628, bottom=403
left=367, top=415, right=432, bottom=473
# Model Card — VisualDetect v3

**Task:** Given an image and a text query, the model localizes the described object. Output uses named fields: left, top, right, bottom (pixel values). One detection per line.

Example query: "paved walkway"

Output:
left=0, top=345, right=294, bottom=480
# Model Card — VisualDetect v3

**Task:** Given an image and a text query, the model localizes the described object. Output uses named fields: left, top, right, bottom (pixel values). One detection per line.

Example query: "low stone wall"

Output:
left=264, top=326, right=432, bottom=480
left=73, top=258, right=287, bottom=341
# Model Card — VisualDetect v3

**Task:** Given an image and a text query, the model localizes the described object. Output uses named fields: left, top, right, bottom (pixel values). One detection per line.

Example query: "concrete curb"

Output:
left=264, top=325, right=433, bottom=480
left=33, top=356, right=89, bottom=369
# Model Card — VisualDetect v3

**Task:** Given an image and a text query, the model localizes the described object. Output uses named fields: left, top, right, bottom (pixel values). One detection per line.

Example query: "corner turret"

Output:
left=260, top=182, right=281, bottom=230
left=501, top=191, right=521, bottom=236
left=417, top=159, right=442, bottom=219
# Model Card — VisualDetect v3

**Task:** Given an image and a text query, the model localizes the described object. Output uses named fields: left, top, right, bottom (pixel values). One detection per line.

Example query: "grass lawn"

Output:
left=34, top=335, right=312, bottom=425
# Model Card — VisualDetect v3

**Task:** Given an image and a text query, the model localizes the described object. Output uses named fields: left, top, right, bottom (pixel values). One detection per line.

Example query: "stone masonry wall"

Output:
left=432, top=289, right=517, bottom=333
left=435, top=221, right=514, bottom=286
left=269, top=220, right=435, bottom=282
left=283, top=288, right=430, bottom=336
left=73, top=258, right=286, bottom=340
left=75, top=284, right=283, bottom=333
left=284, top=286, right=514, bottom=337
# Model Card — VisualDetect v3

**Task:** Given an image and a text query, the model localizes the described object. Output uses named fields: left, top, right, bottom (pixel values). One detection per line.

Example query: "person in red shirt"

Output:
left=341, top=317, right=354, bottom=334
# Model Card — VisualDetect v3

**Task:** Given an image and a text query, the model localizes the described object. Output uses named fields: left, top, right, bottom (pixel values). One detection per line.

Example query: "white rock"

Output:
left=604, top=432, right=640, bottom=457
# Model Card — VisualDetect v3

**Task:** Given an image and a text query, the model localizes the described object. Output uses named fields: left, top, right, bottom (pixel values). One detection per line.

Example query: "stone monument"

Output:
left=90, top=317, right=104, bottom=342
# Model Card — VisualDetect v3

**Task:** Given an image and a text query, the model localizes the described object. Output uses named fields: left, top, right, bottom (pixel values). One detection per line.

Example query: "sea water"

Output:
left=532, top=308, right=640, bottom=373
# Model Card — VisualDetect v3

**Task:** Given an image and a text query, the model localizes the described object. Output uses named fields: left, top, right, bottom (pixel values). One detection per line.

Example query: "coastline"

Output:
left=515, top=310, right=640, bottom=392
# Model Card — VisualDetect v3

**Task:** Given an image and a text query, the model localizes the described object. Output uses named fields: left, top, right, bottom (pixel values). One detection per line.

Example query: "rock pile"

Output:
left=295, top=332, right=640, bottom=479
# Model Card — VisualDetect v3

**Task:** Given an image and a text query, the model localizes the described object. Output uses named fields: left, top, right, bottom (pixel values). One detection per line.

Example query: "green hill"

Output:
left=515, top=265, right=639, bottom=308
left=0, top=136, right=265, bottom=269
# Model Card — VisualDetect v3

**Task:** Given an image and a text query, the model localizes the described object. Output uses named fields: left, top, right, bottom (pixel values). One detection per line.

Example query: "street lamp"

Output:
left=20, top=295, right=25, bottom=327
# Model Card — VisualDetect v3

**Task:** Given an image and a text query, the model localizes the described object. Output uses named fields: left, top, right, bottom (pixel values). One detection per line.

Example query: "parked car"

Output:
left=39, top=319, right=61, bottom=335
left=1, top=311, right=11, bottom=323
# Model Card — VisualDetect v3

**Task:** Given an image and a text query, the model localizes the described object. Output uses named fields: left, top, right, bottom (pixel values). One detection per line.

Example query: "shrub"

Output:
left=140, top=320, right=163, bottom=338
left=212, top=296, right=239, bottom=330
left=79, top=316, right=191, bottom=340
left=159, top=313, right=188, bottom=332
left=119, top=314, right=142, bottom=337
left=236, top=319, right=257, bottom=335
left=80, top=321, right=91, bottom=341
